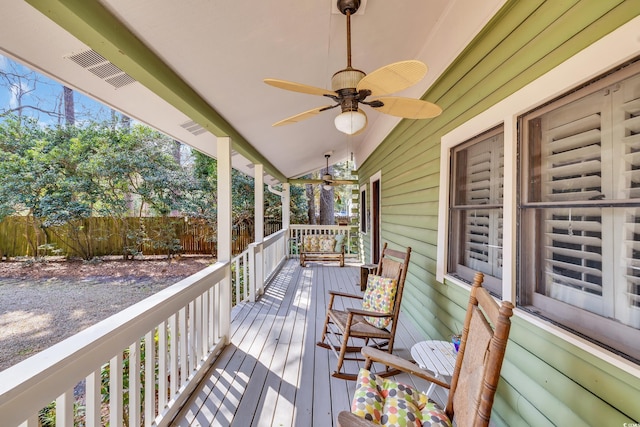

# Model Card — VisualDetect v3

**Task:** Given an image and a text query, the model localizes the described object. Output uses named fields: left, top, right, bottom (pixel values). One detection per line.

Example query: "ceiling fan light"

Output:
left=334, top=110, right=367, bottom=135
left=323, top=184, right=333, bottom=191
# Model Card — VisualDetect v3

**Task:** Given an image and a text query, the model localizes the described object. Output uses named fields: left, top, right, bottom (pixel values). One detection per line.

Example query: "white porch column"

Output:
left=282, top=183, right=290, bottom=229
left=254, top=164, right=264, bottom=299
left=255, top=164, right=264, bottom=242
left=217, top=136, right=232, bottom=343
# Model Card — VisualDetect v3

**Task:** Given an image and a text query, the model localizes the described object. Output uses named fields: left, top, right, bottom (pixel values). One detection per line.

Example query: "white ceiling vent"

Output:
left=65, top=49, right=137, bottom=89
left=179, top=120, right=207, bottom=136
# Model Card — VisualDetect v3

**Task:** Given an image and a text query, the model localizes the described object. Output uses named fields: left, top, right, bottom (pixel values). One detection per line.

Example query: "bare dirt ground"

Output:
left=0, top=255, right=214, bottom=371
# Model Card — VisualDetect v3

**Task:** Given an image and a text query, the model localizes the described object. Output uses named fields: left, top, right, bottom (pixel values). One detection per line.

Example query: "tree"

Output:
left=63, top=86, right=75, bottom=125
left=305, top=184, right=316, bottom=224
left=318, top=164, right=335, bottom=225
left=0, top=60, right=63, bottom=122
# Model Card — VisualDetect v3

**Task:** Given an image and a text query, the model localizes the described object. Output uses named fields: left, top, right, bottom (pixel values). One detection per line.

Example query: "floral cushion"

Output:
left=303, top=235, right=338, bottom=252
left=334, top=233, right=346, bottom=252
left=303, top=235, right=320, bottom=252
left=319, top=236, right=336, bottom=252
left=352, top=369, right=452, bottom=427
left=362, top=275, right=397, bottom=328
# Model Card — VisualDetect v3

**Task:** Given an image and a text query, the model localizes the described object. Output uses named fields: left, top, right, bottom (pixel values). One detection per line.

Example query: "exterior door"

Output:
left=371, top=177, right=381, bottom=264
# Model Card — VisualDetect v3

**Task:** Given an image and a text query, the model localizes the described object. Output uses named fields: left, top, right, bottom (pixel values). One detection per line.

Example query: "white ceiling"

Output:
left=0, top=0, right=506, bottom=184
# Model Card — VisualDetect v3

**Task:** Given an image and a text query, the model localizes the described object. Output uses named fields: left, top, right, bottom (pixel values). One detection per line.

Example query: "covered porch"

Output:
left=2, top=1, right=640, bottom=425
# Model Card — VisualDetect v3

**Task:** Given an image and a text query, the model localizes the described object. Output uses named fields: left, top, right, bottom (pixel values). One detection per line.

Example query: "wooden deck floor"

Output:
left=173, top=259, right=445, bottom=427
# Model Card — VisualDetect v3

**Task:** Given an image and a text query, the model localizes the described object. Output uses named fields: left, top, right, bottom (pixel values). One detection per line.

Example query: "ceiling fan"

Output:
left=264, top=0, right=442, bottom=135
left=321, top=153, right=355, bottom=189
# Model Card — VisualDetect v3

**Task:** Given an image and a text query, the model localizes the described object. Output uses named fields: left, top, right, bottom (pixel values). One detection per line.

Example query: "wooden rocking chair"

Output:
left=337, top=272, right=514, bottom=427
left=317, top=243, right=411, bottom=380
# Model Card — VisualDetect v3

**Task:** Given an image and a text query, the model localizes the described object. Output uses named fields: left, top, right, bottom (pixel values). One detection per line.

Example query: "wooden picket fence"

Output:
left=0, top=216, right=281, bottom=259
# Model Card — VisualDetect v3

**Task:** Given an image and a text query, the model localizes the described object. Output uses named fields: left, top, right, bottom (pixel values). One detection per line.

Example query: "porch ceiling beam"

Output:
left=24, top=0, right=287, bottom=183
left=288, top=179, right=358, bottom=185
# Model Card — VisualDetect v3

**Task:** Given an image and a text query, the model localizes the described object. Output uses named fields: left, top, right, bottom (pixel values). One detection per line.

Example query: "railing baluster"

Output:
left=55, top=389, right=74, bottom=427
left=110, top=352, right=123, bottom=427
left=202, top=293, right=208, bottom=356
left=234, top=257, right=241, bottom=305
left=129, top=340, right=141, bottom=427
left=169, top=314, right=179, bottom=399
left=85, top=369, right=101, bottom=426
left=144, top=329, right=156, bottom=427
left=188, top=301, right=197, bottom=373
left=158, top=321, right=168, bottom=410
left=179, top=306, right=188, bottom=388
left=209, top=286, right=219, bottom=348
left=243, top=252, right=249, bottom=301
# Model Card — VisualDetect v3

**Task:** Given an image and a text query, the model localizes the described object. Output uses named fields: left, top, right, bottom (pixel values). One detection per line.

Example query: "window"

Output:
left=448, top=126, right=504, bottom=296
left=360, top=186, right=367, bottom=234
left=519, top=61, right=640, bottom=360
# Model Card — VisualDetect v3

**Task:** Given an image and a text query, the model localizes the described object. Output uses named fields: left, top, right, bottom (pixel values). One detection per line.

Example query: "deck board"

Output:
left=172, top=259, right=446, bottom=427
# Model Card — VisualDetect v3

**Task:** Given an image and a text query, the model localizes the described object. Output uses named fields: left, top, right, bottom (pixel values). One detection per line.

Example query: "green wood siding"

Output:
left=358, top=0, right=640, bottom=424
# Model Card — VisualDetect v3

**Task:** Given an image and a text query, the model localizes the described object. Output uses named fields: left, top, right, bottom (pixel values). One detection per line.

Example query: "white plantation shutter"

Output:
left=540, top=93, right=604, bottom=203
left=464, top=140, right=503, bottom=278
left=450, top=129, right=504, bottom=291
left=544, top=208, right=604, bottom=314
left=538, top=93, right=605, bottom=313
left=526, top=69, right=640, bottom=334
left=618, top=75, right=640, bottom=327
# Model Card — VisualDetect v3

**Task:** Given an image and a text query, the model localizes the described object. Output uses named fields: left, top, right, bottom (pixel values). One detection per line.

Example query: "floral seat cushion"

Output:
left=302, top=235, right=337, bottom=252
left=362, top=274, right=397, bottom=328
left=352, top=369, right=452, bottom=427
left=303, top=235, right=320, bottom=252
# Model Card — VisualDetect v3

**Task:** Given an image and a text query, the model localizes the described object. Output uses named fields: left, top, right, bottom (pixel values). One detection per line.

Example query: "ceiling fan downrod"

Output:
left=332, top=0, right=365, bottom=115
left=337, top=0, right=361, bottom=70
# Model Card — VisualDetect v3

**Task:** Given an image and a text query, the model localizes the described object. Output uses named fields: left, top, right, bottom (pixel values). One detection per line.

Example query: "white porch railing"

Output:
left=288, top=224, right=359, bottom=258
left=0, top=230, right=289, bottom=427
left=231, top=229, right=287, bottom=304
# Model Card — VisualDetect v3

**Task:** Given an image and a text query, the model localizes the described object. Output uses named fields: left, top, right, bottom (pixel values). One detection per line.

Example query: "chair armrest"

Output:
left=361, top=347, right=450, bottom=389
left=337, top=411, right=375, bottom=427
left=347, top=308, right=391, bottom=318
left=329, top=290, right=364, bottom=300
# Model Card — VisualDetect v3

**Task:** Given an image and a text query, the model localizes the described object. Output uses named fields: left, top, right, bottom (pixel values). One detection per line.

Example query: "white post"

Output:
left=248, top=242, right=257, bottom=302
left=254, top=164, right=265, bottom=297
left=282, top=183, right=292, bottom=258
left=217, top=136, right=232, bottom=343
left=282, top=183, right=290, bottom=229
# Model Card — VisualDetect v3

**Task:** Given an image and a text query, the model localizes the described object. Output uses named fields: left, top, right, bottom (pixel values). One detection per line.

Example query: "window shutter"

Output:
left=541, top=94, right=603, bottom=203
left=539, top=94, right=606, bottom=312
left=620, top=75, right=640, bottom=323
left=462, top=136, right=503, bottom=278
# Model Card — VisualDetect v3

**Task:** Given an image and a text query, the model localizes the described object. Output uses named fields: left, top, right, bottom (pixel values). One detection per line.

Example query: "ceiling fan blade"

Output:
left=264, top=78, right=336, bottom=97
left=272, top=106, right=333, bottom=127
left=356, top=60, right=427, bottom=97
left=330, top=179, right=358, bottom=185
left=372, top=96, right=442, bottom=119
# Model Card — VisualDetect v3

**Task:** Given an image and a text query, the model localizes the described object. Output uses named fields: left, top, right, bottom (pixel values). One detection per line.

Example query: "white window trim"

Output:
left=436, top=15, right=640, bottom=374
left=359, top=184, right=367, bottom=235
left=369, top=170, right=382, bottom=264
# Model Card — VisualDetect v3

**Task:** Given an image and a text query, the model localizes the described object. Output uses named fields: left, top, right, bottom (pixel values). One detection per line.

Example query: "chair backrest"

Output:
left=446, top=272, right=514, bottom=427
left=372, top=243, right=411, bottom=331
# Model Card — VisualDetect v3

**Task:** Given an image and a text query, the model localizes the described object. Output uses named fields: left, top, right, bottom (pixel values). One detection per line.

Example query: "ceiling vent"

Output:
left=65, top=49, right=137, bottom=89
left=179, top=120, right=207, bottom=136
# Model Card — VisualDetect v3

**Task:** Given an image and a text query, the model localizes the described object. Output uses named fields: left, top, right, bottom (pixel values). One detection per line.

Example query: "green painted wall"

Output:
left=357, top=0, right=640, bottom=425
